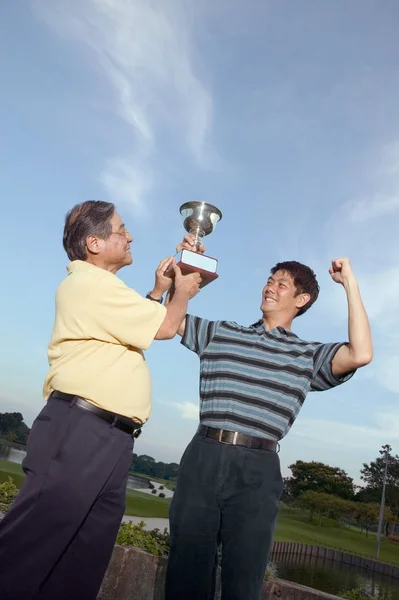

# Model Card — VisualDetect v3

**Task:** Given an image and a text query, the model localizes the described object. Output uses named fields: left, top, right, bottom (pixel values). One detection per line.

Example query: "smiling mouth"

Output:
left=263, top=295, right=276, bottom=303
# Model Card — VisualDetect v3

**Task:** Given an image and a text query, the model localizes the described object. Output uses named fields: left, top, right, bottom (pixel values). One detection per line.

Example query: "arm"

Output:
left=164, top=289, right=186, bottom=336
left=155, top=266, right=200, bottom=340
left=330, top=258, right=373, bottom=376
left=163, top=233, right=205, bottom=338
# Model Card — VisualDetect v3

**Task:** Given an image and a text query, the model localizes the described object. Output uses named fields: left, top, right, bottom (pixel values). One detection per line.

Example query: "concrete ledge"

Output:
left=263, top=579, right=344, bottom=600
left=98, top=545, right=167, bottom=600
left=98, top=545, right=344, bottom=600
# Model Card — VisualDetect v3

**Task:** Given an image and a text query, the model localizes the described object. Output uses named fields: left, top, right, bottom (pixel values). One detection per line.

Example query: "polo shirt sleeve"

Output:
left=310, top=342, right=356, bottom=392
left=181, top=314, right=220, bottom=357
left=90, top=275, right=166, bottom=350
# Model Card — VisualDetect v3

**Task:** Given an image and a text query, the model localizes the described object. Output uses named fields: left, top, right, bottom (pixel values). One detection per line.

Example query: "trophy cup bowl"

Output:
left=177, top=201, right=223, bottom=288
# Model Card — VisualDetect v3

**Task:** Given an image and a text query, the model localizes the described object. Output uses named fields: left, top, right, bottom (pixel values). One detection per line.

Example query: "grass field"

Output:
left=130, top=471, right=176, bottom=491
left=0, top=460, right=25, bottom=487
left=125, top=489, right=170, bottom=518
left=0, top=460, right=171, bottom=519
left=275, top=507, right=399, bottom=566
left=2, top=461, right=399, bottom=564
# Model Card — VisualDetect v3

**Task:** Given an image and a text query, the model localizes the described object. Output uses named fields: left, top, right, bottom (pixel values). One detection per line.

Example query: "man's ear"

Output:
left=86, top=235, right=101, bottom=256
left=295, top=293, right=311, bottom=311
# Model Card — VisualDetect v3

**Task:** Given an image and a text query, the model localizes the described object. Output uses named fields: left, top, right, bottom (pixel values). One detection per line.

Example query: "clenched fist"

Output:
left=329, top=257, right=355, bottom=285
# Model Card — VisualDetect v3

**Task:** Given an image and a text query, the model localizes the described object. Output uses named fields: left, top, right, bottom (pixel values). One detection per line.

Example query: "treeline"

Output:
left=297, top=490, right=394, bottom=536
left=283, top=455, right=399, bottom=536
left=131, top=453, right=179, bottom=481
left=0, top=412, right=30, bottom=445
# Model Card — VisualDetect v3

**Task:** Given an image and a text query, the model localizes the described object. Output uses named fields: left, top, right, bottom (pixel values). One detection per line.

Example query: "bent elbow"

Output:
left=155, top=325, right=175, bottom=341
left=354, top=351, right=373, bottom=368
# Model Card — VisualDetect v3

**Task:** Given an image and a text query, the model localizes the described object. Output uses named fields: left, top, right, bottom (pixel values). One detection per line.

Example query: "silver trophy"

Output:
left=177, top=201, right=223, bottom=287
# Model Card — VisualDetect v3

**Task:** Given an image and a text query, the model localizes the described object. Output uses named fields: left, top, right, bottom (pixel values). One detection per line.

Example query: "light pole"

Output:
left=375, top=444, right=392, bottom=560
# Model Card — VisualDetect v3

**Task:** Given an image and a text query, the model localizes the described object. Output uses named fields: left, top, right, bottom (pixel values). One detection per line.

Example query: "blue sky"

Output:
left=1, top=0, right=399, bottom=482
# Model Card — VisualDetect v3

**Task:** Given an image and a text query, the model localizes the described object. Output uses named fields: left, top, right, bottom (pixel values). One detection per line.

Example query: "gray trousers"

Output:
left=165, top=431, right=284, bottom=600
left=0, top=395, right=133, bottom=600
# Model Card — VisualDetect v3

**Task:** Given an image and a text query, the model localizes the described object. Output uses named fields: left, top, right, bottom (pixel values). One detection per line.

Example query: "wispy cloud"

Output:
left=167, top=401, right=199, bottom=420
left=32, top=0, right=214, bottom=213
left=313, top=140, right=399, bottom=396
left=284, top=413, right=399, bottom=481
left=294, top=412, right=399, bottom=449
left=343, top=194, right=399, bottom=223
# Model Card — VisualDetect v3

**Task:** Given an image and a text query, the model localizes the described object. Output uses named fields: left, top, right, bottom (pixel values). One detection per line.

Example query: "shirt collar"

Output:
left=250, top=319, right=298, bottom=339
left=67, top=260, right=111, bottom=275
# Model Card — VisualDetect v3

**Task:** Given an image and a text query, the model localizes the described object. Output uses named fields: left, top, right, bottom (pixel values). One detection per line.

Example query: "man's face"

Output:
left=96, top=211, right=133, bottom=272
left=260, top=270, right=305, bottom=319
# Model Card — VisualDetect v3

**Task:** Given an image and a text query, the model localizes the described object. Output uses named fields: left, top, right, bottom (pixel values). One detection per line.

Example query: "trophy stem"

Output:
left=189, top=227, right=205, bottom=251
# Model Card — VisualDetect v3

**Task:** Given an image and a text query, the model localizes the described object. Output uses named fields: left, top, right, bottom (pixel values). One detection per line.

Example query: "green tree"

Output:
left=0, top=412, right=30, bottom=444
left=281, top=476, right=296, bottom=505
left=131, top=454, right=180, bottom=481
left=360, top=452, right=399, bottom=530
left=299, top=491, right=354, bottom=526
left=353, top=502, right=379, bottom=537
left=287, top=460, right=355, bottom=500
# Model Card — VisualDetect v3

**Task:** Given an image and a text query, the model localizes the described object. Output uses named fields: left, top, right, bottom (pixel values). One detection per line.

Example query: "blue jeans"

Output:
left=165, top=431, right=284, bottom=600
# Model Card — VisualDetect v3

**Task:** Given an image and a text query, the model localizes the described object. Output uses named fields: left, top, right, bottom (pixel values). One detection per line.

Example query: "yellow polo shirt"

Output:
left=43, top=260, right=166, bottom=423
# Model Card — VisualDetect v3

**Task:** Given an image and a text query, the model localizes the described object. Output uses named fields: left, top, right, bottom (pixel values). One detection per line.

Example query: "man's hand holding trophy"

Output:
left=174, top=201, right=223, bottom=288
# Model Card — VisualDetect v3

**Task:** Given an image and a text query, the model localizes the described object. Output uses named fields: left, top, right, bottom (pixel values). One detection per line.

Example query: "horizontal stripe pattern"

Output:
left=182, top=315, right=354, bottom=441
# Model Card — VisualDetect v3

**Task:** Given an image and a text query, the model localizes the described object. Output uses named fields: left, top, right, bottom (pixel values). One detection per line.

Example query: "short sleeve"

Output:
left=89, top=275, right=166, bottom=350
left=310, top=342, right=356, bottom=392
left=181, top=315, right=220, bottom=357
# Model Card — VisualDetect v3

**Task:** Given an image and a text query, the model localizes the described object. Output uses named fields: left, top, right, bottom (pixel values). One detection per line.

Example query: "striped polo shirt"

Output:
left=182, top=315, right=354, bottom=441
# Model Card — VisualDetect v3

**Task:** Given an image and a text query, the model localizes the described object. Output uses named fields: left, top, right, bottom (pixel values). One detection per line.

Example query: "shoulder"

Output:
left=291, top=336, right=345, bottom=362
left=61, top=262, right=122, bottom=293
left=272, top=332, right=324, bottom=360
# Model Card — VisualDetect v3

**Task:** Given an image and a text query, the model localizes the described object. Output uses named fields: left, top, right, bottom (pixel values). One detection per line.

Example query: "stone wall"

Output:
left=98, top=545, right=344, bottom=600
left=272, top=541, right=399, bottom=579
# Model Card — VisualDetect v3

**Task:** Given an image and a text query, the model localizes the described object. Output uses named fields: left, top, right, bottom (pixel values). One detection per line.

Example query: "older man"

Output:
left=0, top=201, right=200, bottom=600
left=164, top=236, right=372, bottom=600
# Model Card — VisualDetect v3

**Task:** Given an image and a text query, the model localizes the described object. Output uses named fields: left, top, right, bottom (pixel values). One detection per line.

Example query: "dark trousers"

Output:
left=165, top=432, right=283, bottom=600
left=0, top=395, right=133, bottom=600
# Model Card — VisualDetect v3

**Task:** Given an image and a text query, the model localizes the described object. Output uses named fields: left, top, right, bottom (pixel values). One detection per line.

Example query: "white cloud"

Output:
left=318, top=263, right=399, bottom=393
left=314, top=140, right=399, bottom=396
left=293, top=413, right=399, bottom=449
left=279, top=412, right=399, bottom=482
left=168, top=401, right=199, bottom=420
left=343, top=194, right=399, bottom=223
left=32, top=0, right=214, bottom=213
left=100, top=157, right=151, bottom=216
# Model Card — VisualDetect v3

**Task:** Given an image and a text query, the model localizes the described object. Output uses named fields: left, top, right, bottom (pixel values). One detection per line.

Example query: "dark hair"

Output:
left=63, top=200, right=115, bottom=261
left=270, top=261, right=320, bottom=317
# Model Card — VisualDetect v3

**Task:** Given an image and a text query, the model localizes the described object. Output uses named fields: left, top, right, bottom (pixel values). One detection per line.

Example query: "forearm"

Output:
left=155, top=290, right=188, bottom=340
left=164, top=288, right=186, bottom=337
left=344, top=276, right=372, bottom=364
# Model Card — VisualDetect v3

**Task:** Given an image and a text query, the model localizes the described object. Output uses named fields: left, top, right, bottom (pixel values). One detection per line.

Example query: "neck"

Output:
left=85, top=256, right=119, bottom=274
left=262, top=313, right=294, bottom=331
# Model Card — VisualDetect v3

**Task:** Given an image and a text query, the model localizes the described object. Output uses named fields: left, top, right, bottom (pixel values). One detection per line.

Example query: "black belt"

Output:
left=52, top=391, right=143, bottom=438
left=198, top=425, right=278, bottom=452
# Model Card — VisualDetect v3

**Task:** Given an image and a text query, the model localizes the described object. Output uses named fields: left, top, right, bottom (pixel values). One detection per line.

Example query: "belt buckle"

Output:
left=133, top=427, right=142, bottom=439
left=218, top=429, right=238, bottom=445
